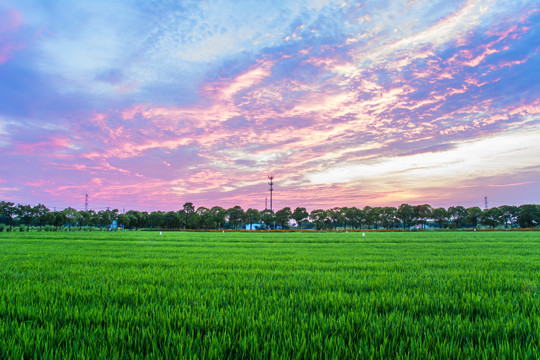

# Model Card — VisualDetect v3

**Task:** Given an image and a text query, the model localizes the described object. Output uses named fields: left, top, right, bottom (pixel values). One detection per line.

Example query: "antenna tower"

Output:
left=85, top=194, right=89, bottom=211
left=484, top=196, right=488, bottom=210
left=268, top=174, right=274, bottom=211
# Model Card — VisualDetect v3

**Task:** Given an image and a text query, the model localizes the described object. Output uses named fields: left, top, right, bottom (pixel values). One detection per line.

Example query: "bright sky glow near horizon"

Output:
left=0, top=0, right=539, bottom=212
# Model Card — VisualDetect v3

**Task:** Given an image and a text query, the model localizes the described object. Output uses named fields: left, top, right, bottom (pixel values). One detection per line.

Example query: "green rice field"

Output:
left=1, top=231, right=539, bottom=359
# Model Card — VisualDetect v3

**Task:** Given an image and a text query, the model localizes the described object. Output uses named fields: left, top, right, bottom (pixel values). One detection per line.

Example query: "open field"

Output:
left=1, top=231, right=539, bottom=359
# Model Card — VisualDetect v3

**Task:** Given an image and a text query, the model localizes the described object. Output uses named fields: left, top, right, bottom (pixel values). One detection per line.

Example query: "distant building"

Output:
left=245, top=223, right=262, bottom=230
left=109, top=220, right=118, bottom=230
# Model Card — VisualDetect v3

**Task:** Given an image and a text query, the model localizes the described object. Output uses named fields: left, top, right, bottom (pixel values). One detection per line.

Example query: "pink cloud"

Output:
left=14, top=136, right=72, bottom=154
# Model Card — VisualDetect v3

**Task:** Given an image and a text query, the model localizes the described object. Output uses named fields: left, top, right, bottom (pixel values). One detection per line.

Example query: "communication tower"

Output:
left=268, top=174, right=274, bottom=211
left=484, top=196, right=488, bottom=210
left=85, top=194, right=89, bottom=211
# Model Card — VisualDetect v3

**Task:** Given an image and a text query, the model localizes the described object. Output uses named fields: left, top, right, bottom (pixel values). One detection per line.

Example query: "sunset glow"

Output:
left=1, top=0, right=539, bottom=211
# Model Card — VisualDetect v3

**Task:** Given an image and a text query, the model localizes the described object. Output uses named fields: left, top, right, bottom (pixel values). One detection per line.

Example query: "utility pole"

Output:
left=268, top=174, right=274, bottom=211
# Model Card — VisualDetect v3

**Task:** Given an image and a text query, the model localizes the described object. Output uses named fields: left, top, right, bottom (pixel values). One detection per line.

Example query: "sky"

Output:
left=0, top=0, right=539, bottom=212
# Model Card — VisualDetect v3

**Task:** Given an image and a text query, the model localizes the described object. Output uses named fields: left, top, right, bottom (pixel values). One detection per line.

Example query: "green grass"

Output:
left=1, top=231, right=539, bottom=359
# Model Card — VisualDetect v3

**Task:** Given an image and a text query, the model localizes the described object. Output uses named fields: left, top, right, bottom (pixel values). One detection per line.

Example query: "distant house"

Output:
left=245, top=223, right=262, bottom=230
left=108, top=220, right=118, bottom=230
left=410, top=224, right=430, bottom=230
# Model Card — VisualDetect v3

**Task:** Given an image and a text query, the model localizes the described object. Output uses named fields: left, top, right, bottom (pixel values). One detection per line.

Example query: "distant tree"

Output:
left=179, top=202, right=196, bottom=229
left=33, top=204, right=50, bottom=230
left=517, top=204, right=540, bottom=228
left=431, top=208, right=449, bottom=229
left=466, top=207, right=483, bottom=229
left=227, top=206, right=244, bottom=229
left=292, top=207, right=309, bottom=229
left=344, top=207, right=358, bottom=229
left=260, top=209, right=275, bottom=230
left=117, top=213, right=130, bottom=230
left=126, top=210, right=145, bottom=230
left=16, top=204, right=35, bottom=231
left=481, top=207, right=502, bottom=229
left=448, top=206, right=467, bottom=229
left=368, top=207, right=383, bottom=230
left=78, top=210, right=93, bottom=230
left=62, top=207, right=79, bottom=231
left=196, top=207, right=211, bottom=229
left=164, top=211, right=180, bottom=229
left=245, top=208, right=261, bottom=230
left=209, top=206, right=227, bottom=229
left=363, top=206, right=374, bottom=229
left=148, top=211, right=165, bottom=228
left=351, top=207, right=366, bottom=229
left=327, top=207, right=346, bottom=230
left=53, top=211, right=66, bottom=230
left=0, top=201, right=16, bottom=231
left=275, top=207, right=292, bottom=229
left=396, top=204, right=414, bottom=229
left=381, top=206, right=397, bottom=229
left=309, top=209, right=327, bottom=230
left=414, top=204, right=432, bottom=229
left=74, top=210, right=85, bottom=230
left=89, top=210, right=100, bottom=229
left=499, top=205, right=518, bottom=229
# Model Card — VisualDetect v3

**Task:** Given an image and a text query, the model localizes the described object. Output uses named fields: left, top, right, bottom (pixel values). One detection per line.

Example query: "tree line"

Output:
left=1, top=200, right=539, bottom=231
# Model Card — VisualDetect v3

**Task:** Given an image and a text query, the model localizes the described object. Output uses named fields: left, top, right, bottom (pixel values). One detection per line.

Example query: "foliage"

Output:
left=0, top=201, right=539, bottom=230
left=292, top=207, right=309, bottom=229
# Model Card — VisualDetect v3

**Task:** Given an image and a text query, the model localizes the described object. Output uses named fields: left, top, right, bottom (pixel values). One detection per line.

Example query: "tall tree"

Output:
left=164, top=211, right=180, bottom=229
left=16, top=204, right=35, bottom=231
left=0, top=201, right=16, bottom=231
left=53, top=211, right=67, bottom=230
left=227, top=206, right=244, bottom=229
left=499, top=205, right=518, bottom=229
left=33, top=203, right=50, bottom=230
left=414, top=204, right=432, bottom=229
left=275, top=207, right=292, bottom=229
left=148, top=211, right=165, bottom=228
left=351, top=207, right=365, bottom=229
left=117, top=213, right=131, bottom=230
left=210, top=206, right=227, bottom=229
left=196, top=207, right=211, bottom=229
left=309, top=209, right=327, bottom=230
left=431, top=208, right=449, bottom=229
left=245, top=208, right=261, bottom=230
left=466, top=207, right=483, bottom=229
left=363, top=206, right=374, bottom=229
left=396, top=204, right=414, bottom=229
left=180, top=202, right=196, bottom=229
left=381, top=206, right=397, bottom=229
left=292, top=207, right=309, bottom=230
left=517, top=204, right=540, bottom=228
left=368, top=207, right=383, bottom=230
left=481, top=207, right=502, bottom=229
left=260, top=209, right=275, bottom=230
left=448, top=206, right=467, bottom=229
left=327, top=207, right=345, bottom=230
